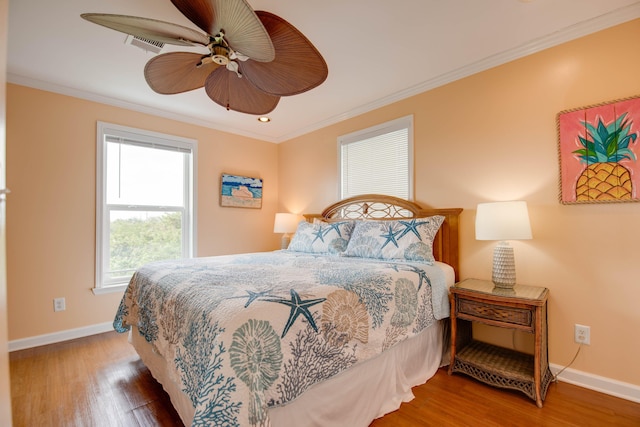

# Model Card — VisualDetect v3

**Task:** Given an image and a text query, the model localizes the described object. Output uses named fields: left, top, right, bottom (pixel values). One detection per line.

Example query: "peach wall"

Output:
left=6, top=85, right=279, bottom=340
left=278, top=20, right=640, bottom=386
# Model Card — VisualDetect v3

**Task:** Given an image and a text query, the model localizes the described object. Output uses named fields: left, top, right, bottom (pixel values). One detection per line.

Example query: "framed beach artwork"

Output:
left=220, top=173, right=263, bottom=209
left=557, top=96, right=640, bottom=204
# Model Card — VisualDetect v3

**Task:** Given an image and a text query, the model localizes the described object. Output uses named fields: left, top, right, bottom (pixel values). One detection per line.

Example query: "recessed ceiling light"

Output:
left=258, top=116, right=271, bottom=123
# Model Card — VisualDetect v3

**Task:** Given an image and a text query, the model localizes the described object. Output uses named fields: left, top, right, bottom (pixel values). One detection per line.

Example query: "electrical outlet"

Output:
left=574, top=324, right=590, bottom=345
left=53, top=297, right=66, bottom=312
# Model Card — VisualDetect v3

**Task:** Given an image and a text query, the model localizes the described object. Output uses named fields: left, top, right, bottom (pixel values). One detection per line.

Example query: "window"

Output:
left=94, top=122, right=197, bottom=293
left=338, top=115, right=413, bottom=200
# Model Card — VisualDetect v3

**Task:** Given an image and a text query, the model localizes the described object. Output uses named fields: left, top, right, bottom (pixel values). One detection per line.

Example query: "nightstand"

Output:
left=448, top=278, right=552, bottom=407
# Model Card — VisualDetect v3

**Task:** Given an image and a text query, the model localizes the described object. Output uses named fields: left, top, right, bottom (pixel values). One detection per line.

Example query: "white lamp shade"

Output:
left=273, top=213, right=300, bottom=234
left=475, top=201, right=532, bottom=241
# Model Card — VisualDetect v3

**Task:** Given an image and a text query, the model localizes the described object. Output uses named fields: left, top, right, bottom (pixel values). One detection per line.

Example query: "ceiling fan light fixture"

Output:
left=211, top=45, right=230, bottom=65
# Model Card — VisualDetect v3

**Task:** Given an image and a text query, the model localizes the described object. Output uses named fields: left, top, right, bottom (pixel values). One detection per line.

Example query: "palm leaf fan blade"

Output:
left=170, top=0, right=214, bottom=36
left=240, top=11, right=328, bottom=96
left=172, top=0, right=274, bottom=62
left=80, top=13, right=209, bottom=46
left=145, top=52, right=220, bottom=94
left=210, top=0, right=274, bottom=62
left=204, top=68, right=279, bottom=115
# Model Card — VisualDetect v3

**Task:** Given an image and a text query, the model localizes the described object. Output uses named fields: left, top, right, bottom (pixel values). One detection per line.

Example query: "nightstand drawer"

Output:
left=457, top=298, right=533, bottom=328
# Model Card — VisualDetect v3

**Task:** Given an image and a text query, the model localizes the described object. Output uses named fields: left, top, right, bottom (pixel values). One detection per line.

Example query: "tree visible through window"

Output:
left=95, top=122, right=197, bottom=292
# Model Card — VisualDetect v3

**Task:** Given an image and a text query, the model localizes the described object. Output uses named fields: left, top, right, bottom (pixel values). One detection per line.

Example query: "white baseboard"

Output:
left=8, top=322, right=114, bottom=352
left=551, top=363, right=640, bottom=403
left=8, top=326, right=640, bottom=405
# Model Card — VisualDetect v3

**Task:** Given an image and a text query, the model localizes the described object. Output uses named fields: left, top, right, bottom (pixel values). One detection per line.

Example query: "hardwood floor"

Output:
left=9, top=331, right=640, bottom=427
left=10, top=331, right=183, bottom=427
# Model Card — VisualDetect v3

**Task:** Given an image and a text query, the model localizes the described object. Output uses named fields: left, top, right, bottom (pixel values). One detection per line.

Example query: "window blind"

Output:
left=339, top=116, right=412, bottom=200
left=105, top=135, right=192, bottom=154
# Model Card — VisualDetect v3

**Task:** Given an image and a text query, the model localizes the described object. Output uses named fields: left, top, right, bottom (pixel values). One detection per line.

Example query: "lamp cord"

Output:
left=552, top=344, right=582, bottom=382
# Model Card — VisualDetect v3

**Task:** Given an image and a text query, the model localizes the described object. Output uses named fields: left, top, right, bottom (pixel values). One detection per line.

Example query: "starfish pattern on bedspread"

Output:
left=262, top=289, right=326, bottom=338
left=390, top=264, right=432, bottom=291
left=228, top=290, right=274, bottom=308
left=113, top=251, right=449, bottom=426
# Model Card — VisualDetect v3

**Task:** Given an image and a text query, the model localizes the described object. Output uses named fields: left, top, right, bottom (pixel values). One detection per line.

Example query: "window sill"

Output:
left=92, top=284, right=128, bottom=295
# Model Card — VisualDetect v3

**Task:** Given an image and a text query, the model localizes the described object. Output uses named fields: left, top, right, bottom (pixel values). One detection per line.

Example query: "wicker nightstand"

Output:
left=448, top=278, right=552, bottom=407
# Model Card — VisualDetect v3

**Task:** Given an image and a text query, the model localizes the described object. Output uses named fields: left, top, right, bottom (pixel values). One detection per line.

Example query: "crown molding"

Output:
left=6, top=73, right=279, bottom=143
left=277, top=3, right=640, bottom=142
left=9, top=3, right=640, bottom=144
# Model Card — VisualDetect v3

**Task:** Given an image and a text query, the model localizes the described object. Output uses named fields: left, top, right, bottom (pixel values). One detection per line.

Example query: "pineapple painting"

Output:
left=558, top=98, right=640, bottom=203
left=573, top=113, right=637, bottom=201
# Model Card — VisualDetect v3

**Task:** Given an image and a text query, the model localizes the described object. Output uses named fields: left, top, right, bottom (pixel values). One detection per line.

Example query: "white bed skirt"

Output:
left=130, top=320, right=445, bottom=427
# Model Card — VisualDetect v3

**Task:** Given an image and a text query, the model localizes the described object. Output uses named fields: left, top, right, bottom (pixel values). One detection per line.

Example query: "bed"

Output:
left=114, top=194, right=462, bottom=426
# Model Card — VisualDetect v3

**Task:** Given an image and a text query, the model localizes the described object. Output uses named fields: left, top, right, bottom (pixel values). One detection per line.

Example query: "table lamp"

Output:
left=475, top=201, right=532, bottom=289
left=273, top=213, right=300, bottom=249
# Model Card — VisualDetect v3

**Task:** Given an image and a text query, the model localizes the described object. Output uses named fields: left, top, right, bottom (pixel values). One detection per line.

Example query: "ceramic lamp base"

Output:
left=280, top=234, right=291, bottom=250
left=492, top=242, right=516, bottom=289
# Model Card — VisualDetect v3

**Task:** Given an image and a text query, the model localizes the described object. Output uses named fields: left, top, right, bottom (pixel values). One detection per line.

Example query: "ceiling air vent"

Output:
left=125, top=34, right=164, bottom=54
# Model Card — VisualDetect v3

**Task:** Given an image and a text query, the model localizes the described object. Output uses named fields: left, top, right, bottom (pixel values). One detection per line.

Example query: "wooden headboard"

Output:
left=304, top=194, right=463, bottom=281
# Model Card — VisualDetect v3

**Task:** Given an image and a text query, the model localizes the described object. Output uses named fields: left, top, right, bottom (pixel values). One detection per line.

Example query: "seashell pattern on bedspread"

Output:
left=113, top=250, right=448, bottom=426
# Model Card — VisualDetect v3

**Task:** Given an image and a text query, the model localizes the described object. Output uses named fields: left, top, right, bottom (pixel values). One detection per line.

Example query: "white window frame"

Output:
left=338, top=115, right=414, bottom=200
left=94, top=122, right=197, bottom=294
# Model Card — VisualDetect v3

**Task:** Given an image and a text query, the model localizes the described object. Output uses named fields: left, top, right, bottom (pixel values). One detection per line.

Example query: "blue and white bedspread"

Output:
left=114, top=250, right=449, bottom=426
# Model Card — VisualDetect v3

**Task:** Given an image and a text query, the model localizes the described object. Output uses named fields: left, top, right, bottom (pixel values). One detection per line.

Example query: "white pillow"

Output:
left=342, top=216, right=444, bottom=263
left=287, top=220, right=356, bottom=254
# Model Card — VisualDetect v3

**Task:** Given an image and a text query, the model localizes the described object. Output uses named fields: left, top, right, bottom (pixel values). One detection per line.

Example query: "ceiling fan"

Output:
left=81, top=0, right=328, bottom=115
